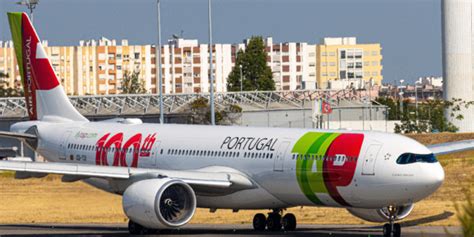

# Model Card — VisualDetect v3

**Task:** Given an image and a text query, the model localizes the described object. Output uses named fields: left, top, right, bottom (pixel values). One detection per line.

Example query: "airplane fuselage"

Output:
left=13, top=120, right=444, bottom=210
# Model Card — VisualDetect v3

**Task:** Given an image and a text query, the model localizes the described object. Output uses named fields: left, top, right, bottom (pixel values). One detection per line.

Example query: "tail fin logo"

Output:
left=24, top=36, right=35, bottom=118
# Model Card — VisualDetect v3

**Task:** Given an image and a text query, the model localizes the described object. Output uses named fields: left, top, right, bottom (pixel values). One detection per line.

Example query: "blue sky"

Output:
left=0, top=0, right=442, bottom=84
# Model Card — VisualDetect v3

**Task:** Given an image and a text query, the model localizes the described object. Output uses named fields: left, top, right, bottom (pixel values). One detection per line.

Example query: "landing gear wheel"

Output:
left=253, top=213, right=266, bottom=231
left=266, top=213, right=282, bottom=231
left=383, top=223, right=392, bottom=237
left=282, top=213, right=297, bottom=231
left=128, top=220, right=143, bottom=235
left=393, top=223, right=401, bottom=237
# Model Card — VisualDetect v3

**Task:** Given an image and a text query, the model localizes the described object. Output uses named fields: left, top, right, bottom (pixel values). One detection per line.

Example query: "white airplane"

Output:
left=0, top=12, right=473, bottom=237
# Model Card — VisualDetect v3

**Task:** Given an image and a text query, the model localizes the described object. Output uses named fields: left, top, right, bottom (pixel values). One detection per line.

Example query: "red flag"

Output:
left=322, top=101, right=332, bottom=114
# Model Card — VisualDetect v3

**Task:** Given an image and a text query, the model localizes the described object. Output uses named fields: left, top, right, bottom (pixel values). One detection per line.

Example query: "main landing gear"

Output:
left=382, top=206, right=401, bottom=237
left=252, top=209, right=297, bottom=231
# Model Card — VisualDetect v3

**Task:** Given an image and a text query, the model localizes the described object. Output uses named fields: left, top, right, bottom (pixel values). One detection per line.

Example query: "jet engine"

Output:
left=347, top=203, right=414, bottom=222
left=122, top=178, right=196, bottom=229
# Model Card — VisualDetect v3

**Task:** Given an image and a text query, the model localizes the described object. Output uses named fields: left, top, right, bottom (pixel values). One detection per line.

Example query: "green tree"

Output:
left=227, top=36, right=275, bottom=91
left=375, top=97, right=398, bottom=120
left=120, top=71, right=146, bottom=94
left=393, top=98, right=473, bottom=134
left=188, top=97, right=242, bottom=125
left=0, top=71, right=22, bottom=97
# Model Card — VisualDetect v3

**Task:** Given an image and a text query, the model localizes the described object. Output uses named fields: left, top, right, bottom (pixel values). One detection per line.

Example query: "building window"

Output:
left=340, top=50, right=346, bottom=59
left=340, top=71, right=346, bottom=79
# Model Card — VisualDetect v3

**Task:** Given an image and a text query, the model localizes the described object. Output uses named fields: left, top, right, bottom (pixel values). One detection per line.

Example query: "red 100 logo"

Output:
left=95, top=133, right=157, bottom=168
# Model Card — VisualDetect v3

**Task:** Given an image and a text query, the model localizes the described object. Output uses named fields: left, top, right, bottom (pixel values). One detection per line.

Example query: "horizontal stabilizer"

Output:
left=0, top=131, right=36, bottom=140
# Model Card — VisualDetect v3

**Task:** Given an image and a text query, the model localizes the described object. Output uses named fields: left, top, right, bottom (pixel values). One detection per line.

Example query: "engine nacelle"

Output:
left=347, top=203, right=414, bottom=222
left=122, top=178, right=197, bottom=229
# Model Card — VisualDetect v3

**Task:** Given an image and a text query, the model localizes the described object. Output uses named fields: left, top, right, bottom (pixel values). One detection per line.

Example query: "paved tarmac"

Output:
left=0, top=224, right=462, bottom=237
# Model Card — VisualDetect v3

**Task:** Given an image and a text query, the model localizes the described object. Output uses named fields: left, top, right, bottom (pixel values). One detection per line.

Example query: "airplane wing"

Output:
left=427, top=139, right=474, bottom=156
left=0, top=160, right=255, bottom=192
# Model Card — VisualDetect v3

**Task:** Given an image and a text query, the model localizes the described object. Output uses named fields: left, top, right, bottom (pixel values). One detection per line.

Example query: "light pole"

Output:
left=399, top=79, right=405, bottom=119
left=156, top=0, right=164, bottom=124
left=208, top=0, right=215, bottom=125
left=414, top=81, right=421, bottom=124
left=366, top=78, right=373, bottom=121
left=16, top=0, right=39, bottom=22
left=239, top=64, right=243, bottom=92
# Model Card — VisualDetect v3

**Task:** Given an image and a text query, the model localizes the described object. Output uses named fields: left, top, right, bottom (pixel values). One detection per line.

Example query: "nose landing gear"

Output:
left=252, top=209, right=297, bottom=231
left=383, top=206, right=401, bottom=237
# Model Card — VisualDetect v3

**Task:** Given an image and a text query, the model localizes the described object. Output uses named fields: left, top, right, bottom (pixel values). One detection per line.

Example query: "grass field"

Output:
left=0, top=133, right=472, bottom=226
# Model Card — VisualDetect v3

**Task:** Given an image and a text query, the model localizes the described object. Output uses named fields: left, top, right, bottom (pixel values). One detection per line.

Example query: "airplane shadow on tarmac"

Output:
left=0, top=224, right=383, bottom=237
left=0, top=212, right=454, bottom=237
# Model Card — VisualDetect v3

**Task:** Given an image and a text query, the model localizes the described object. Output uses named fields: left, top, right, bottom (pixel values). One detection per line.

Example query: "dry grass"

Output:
left=0, top=133, right=472, bottom=226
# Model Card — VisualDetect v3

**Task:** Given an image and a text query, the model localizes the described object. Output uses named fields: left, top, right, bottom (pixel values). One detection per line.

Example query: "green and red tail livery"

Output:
left=8, top=12, right=60, bottom=120
left=293, top=132, right=364, bottom=207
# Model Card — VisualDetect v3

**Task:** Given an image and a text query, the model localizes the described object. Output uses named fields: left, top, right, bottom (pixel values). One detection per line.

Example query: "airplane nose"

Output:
left=428, top=163, right=445, bottom=190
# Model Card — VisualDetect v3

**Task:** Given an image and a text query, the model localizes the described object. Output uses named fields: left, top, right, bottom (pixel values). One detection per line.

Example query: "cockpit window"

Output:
left=396, top=153, right=438, bottom=164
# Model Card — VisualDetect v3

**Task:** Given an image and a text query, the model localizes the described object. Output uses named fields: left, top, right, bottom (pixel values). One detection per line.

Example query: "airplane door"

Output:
left=58, top=131, right=72, bottom=160
left=274, top=141, right=290, bottom=172
left=361, top=144, right=381, bottom=175
left=151, top=141, right=161, bottom=167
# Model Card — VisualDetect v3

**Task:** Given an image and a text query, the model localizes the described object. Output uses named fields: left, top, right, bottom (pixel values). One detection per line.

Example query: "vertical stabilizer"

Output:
left=7, top=12, right=87, bottom=122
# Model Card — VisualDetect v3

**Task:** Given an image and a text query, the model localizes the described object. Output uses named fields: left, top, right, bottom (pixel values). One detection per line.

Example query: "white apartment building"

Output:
left=262, top=38, right=317, bottom=90
left=161, top=38, right=233, bottom=94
